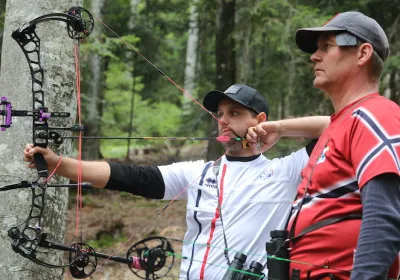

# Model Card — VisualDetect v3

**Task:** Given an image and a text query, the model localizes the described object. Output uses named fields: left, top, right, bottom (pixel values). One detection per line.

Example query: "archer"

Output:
left=24, top=84, right=329, bottom=279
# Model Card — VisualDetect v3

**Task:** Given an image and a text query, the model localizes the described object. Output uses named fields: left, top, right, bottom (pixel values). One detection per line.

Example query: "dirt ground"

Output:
left=63, top=192, right=187, bottom=280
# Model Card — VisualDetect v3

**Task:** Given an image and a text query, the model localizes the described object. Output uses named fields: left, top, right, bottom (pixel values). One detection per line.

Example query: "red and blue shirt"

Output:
left=288, top=93, right=400, bottom=279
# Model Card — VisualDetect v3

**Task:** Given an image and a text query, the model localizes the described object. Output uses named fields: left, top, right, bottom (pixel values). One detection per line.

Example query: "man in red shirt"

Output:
left=248, top=11, right=400, bottom=280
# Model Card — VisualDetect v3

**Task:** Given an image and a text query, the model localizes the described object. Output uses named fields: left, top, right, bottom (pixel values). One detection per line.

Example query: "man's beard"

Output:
left=221, top=140, right=242, bottom=152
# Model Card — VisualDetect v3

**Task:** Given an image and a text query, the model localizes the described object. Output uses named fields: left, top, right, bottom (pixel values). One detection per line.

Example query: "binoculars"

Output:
left=221, top=252, right=264, bottom=280
left=265, top=230, right=290, bottom=280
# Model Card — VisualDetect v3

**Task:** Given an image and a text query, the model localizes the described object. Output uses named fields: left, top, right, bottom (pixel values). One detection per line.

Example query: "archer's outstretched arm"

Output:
left=24, top=144, right=110, bottom=188
left=246, top=116, right=330, bottom=153
left=24, top=144, right=166, bottom=198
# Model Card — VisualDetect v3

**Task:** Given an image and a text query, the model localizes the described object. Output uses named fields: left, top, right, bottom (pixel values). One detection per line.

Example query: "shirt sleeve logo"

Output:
left=204, top=177, right=218, bottom=189
left=260, top=168, right=274, bottom=179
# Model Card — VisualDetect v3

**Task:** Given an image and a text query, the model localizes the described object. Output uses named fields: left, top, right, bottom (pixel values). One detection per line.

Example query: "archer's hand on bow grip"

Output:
left=246, top=122, right=282, bottom=154
left=33, top=152, right=49, bottom=178
left=24, top=144, right=60, bottom=174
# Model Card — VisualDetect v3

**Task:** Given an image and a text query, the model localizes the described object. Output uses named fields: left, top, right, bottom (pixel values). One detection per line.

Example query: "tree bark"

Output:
left=125, top=0, right=141, bottom=160
left=215, top=0, right=236, bottom=90
left=384, top=70, right=400, bottom=104
left=82, top=0, right=106, bottom=160
left=383, top=14, right=400, bottom=105
left=0, top=0, right=82, bottom=279
left=207, top=0, right=236, bottom=161
left=182, top=0, right=199, bottom=113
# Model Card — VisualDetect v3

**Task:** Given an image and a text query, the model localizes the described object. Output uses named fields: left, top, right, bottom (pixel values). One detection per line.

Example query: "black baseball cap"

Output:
left=203, top=84, right=269, bottom=116
left=296, top=12, right=390, bottom=61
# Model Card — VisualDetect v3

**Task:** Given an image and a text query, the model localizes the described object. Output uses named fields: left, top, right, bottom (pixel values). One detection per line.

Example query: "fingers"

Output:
left=246, top=127, right=258, bottom=144
left=246, top=124, right=267, bottom=142
left=23, top=144, right=50, bottom=163
left=25, top=143, right=34, bottom=150
left=24, top=144, right=36, bottom=169
left=245, top=127, right=261, bottom=153
left=253, top=124, right=267, bottom=136
left=24, top=144, right=34, bottom=162
left=247, top=127, right=255, bottom=138
left=247, top=126, right=261, bottom=139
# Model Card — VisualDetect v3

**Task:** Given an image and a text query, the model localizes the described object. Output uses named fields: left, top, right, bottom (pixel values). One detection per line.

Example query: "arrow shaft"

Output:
left=61, top=136, right=239, bottom=141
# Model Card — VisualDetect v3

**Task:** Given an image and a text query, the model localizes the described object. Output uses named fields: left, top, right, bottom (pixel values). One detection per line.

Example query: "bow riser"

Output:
left=1, top=6, right=95, bottom=272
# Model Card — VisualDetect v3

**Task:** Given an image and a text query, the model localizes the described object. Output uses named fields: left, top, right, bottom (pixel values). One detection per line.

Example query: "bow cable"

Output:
left=74, top=39, right=84, bottom=241
left=90, top=14, right=249, bottom=144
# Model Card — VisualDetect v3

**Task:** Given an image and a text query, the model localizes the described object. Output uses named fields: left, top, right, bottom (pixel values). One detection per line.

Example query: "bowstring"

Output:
left=73, top=39, right=84, bottom=242
left=91, top=14, right=230, bottom=131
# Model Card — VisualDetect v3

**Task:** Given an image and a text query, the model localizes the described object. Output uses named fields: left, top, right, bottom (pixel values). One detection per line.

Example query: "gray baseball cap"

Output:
left=203, top=84, right=269, bottom=116
left=296, top=12, right=390, bottom=61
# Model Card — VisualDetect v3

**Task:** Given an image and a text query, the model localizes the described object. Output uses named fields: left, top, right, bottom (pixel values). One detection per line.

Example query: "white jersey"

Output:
left=159, top=149, right=308, bottom=279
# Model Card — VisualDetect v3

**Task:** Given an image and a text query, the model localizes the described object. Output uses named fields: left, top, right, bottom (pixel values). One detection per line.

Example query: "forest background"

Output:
left=0, top=0, right=398, bottom=162
left=0, top=0, right=398, bottom=279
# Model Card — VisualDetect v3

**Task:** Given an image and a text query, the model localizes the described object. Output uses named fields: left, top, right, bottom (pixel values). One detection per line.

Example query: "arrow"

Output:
left=57, top=135, right=242, bottom=142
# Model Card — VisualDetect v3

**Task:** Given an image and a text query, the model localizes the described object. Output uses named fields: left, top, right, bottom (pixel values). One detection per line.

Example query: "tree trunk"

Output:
left=164, top=0, right=201, bottom=160
left=384, top=70, right=400, bottom=104
left=0, top=0, right=5, bottom=66
left=182, top=0, right=199, bottom=113
left=126, top=0, right=140, bottom=160
left=236, top=13, right=251, bottom=85
left=82, top=0, right=106, bottom=160
left=281, top=9, right=295, bottom=120
left=215, top=0, right=236, bottom=91
left=0, top=0, right=82, bottom=279
left=207, top=0, right=236, bottom=161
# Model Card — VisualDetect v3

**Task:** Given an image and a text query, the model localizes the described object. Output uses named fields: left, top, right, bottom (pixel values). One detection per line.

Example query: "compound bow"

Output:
left=0, top=7, right=175, bottom=280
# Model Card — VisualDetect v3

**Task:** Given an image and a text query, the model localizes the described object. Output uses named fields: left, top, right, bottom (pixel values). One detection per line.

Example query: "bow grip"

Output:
left=34, top=152, right=49, bottom=178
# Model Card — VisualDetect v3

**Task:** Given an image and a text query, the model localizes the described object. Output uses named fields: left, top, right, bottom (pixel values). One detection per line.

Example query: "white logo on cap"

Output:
left=224, top=85, right=241, bottom=95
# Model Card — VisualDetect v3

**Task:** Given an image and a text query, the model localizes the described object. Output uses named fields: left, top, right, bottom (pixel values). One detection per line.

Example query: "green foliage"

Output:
left=1, top=0, right=394, bottom=159
left=385, top=55, right=400, bottom=73
left=100, top=58, right=183, bottom=158
left=82, top=35, right=141, bottom=60
left=126, top=0, right=190, bottom=104
left=234, top=0, right=333, bottom=119
left=80, top=0, right=396, bottom=159
left=264, top=138, right=308, bottom=159
left=87, top=232, right=128, bottom=249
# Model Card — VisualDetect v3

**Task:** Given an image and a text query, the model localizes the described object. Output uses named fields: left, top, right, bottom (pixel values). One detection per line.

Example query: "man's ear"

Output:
left=256, top=112, right=267, bottom=123
left=358, top=43, right=374, bottom=67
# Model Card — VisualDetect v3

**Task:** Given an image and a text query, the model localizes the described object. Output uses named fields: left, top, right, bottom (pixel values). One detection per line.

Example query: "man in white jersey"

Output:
left=24, top=84, right=329, bottom=279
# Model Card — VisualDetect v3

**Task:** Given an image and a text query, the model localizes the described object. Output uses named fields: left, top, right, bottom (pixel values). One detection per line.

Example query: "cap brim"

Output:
left=203, top=90, right=227, bottom=113
left=296, top=27, right=345, bottom=54
left=203, top=90, right=257, bottom=113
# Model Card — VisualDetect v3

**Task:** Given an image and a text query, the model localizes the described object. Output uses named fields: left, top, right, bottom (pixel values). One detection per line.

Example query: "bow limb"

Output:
left=0, top=6, right=96, bottom=274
